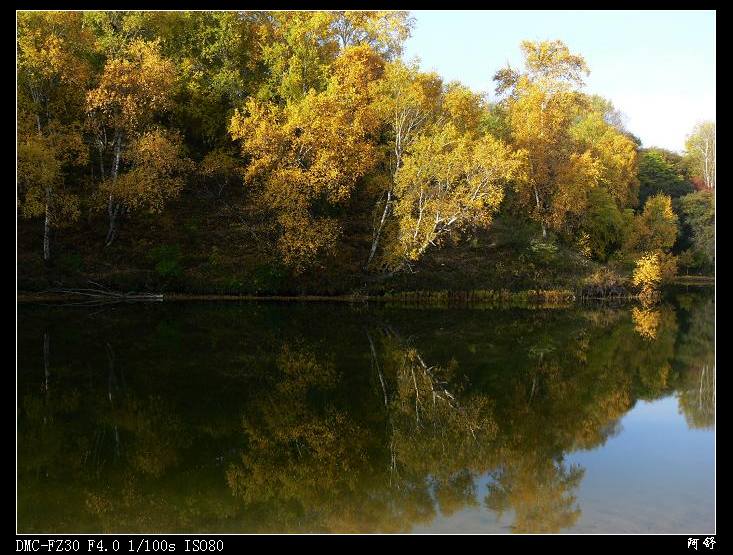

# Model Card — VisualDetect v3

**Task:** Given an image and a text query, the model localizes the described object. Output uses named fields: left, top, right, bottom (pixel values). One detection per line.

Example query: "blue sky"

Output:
left=403, top=10, right=716, bottom=153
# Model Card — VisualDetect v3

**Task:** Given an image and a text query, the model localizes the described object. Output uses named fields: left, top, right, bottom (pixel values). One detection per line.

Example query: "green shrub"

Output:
left=528, top=237, right=559, bottom=263
left=150, top=244, right=183, bottom=279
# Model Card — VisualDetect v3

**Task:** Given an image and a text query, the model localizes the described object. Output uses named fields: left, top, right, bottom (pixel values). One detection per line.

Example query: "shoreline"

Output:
left=17, top=276, right=714, bottom=305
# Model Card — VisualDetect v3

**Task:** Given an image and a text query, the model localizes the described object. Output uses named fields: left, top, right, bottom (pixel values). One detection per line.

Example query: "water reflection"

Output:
left=17, top=292, right=714, bottom=533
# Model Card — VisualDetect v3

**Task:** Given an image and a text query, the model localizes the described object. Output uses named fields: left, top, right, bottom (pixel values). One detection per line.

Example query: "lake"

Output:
left=17, top=290, right=715, bottom=533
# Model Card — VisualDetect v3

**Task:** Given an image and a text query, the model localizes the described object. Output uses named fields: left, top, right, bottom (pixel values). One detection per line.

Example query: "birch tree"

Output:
left=17, top=117, right=87, bottom=261
left=230, top=45, right=385, bottom=271
left=384, top=122, right=527, bottom=271
left=494, top=40, right=590, bottom=239
left=17, top=11, right=92, bottom=261
left=366, top=61, right=443, bottom=267
left=685, top=121, right=716, bottom=189
left=86, top=39, right=189, bottom=246
left=330, top=11, right=414, bottom=59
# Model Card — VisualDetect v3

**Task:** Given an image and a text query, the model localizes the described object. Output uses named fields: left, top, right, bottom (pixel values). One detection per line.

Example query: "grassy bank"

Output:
left=671, top=275, right=715, bottom=286
left=18, top=207, right=602, bottom=294
left=18, top=199, right=713, bottom=300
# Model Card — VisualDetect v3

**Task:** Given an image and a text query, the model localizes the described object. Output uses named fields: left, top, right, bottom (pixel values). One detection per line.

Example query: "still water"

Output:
left=17, top=291, right=715, bottom=533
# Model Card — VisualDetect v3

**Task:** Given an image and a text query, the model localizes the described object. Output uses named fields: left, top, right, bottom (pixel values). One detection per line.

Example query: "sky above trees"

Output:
left=404, top=10, right=715, bottom=153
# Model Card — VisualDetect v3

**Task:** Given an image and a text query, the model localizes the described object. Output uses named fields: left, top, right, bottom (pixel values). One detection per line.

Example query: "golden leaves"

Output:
left=625, top=194, right=679, bottom=255
left=103, top=129, right=192, bottom=213
left=632, top=252, right=663, bottom=295
left=230, top=45, right=386, bottom=271
left=17, top=11, right=93, bottom=89
left=86, top=39, right=176, bottom=133
left=496, top=41, right=637, bottom=242
left=387, top=124, right=524, bottom=267
left=571, top=109, right=639, bottom=208
left=520, top=39, right=589, bottom=90
left=17, top=117, right=85, bottom=226
left=442, top=83, right=485, bottom=136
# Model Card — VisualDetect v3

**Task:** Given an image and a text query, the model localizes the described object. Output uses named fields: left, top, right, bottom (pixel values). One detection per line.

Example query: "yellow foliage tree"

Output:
left=17, top=11, right=93, bottom=126
left=257, top=11, right=412, bottom=103
left=331, top=11, right=414, bottom=58
left=17, top=118, right=87, bottom=251
left=107, top=130, right=192, bottom=213
left=625, top=194, right=678, bottom=254
left=441, top=82, right=486, bottom=137
left=230, top=45, right=385, bottom=271
left=632, top=252, right=665, bottom=297
left=17, top=11, right=92, bottom=260
left=384, top=123, right=527, bottom=271
left=86, top=39, right=188, bottom=246
left=366, top=60, right=443, bottom=267
left=624, top=194, right=679, bottom=294
left=571, top=107, right=639, bottom=209
left=495, top=40, right=638, bottom=242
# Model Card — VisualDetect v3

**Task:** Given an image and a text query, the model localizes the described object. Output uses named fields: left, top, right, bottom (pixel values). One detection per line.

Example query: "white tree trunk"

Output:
left=367, top=189, right=392, bottom=268
left=533, top=184, right=547, bottom=238
left=105, top=132, right=123, bottom=247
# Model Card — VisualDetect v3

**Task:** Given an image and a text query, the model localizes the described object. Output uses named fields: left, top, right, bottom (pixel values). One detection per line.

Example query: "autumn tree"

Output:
left=366, top=60, right=443, bottom=267
left=383, top=122, right=527, bottom=271
left=255, top=11, right=413, bottom=105
left=17, top=117, right=88, bottom=261
left=495, top=41, right=588, bottom=238
left=230, top=45, right=385, bottom=271
left=623, top=194, right=679, bottom=292
left=330, top=11, right=413, bottom=57
left=86, top=39, right=191, bottom=246
left=632, top=252, right=665, bottom=296
left=570, top=97, right=639, bottom=210
left=624, top=194, right=679, bottom=254
left=495, top=41, right=637, bottom=243
left=366, top=73, right=529, bottom=272
left=684, top=121, right=715, bottom=189
left=17, top=11, right=93, bottom=260
left=255, top=11, right=341, bottom=104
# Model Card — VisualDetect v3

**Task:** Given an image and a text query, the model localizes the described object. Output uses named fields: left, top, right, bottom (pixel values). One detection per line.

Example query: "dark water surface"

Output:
left=17, top=291, right=715, bottom=533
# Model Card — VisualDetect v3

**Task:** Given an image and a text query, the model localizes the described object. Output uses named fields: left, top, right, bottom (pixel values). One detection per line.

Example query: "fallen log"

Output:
left=43, top=282, right=163, bottom=304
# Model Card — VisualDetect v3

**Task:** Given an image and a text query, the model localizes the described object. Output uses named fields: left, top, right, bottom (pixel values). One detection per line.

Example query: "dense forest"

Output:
left=17, top=11, right=715, bottom=297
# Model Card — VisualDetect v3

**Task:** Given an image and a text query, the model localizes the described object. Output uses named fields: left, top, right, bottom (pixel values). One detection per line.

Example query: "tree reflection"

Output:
left=676, top=296, right=715, bottom=429
left=632, top=307, right=662, bottom=340
left=485, top=456, right=584, bottom=533
left=17, top=294, right=715, bottom=532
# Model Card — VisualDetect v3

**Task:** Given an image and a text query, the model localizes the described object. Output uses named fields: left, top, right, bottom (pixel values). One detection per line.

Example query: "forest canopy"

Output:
left=17, top=11, right=715, bottom=295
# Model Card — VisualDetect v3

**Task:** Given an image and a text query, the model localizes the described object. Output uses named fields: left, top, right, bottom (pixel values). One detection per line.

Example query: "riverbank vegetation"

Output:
left=17, top=11, right=715, bottom=299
